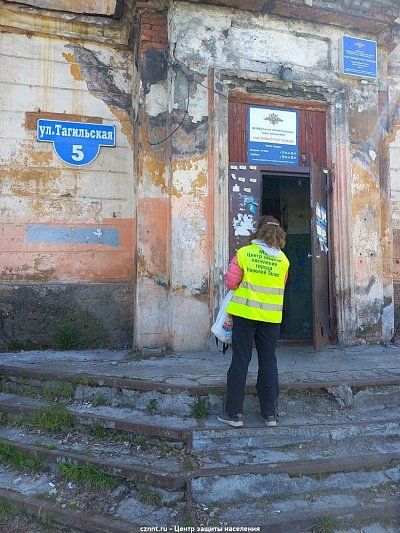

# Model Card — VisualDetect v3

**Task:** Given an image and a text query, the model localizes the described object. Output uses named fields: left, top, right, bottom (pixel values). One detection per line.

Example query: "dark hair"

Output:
left=250, top=215, right=286, bottom=249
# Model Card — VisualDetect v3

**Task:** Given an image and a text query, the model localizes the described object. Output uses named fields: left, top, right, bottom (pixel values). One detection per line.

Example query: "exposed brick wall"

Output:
left=140, top=11, right=168, bottom=52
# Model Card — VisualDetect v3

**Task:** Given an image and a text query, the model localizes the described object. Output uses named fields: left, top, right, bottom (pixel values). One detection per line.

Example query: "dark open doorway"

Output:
left=228, top=161, right=332, bottom=349
left=262, top=174, right=313, bottom=340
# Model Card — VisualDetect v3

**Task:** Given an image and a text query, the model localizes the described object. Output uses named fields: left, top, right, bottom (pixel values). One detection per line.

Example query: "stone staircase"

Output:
left=0, top=358, right=398, bottom=532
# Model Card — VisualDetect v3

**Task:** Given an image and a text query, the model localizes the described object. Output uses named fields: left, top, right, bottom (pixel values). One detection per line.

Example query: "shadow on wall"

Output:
left=0, top=284, right=134, bottom=352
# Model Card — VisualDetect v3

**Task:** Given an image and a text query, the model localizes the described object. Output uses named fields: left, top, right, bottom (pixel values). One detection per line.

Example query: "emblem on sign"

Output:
left=37, top=119, right=116, bottom=166
left=264, top=113, right=283, bottom=126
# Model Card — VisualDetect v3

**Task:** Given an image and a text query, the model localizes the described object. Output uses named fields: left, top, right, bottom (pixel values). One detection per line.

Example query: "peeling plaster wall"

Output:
left=0, top=8, right=135, bottom=348
left=388, top=39, right=400, bottom=334
left=161, top=1, right=395, bottom=346
left=1, top=0, right=397, bottom=351
left=135, top=7, right=215, bottom=350
left=5, top=0, right=118, bottom=16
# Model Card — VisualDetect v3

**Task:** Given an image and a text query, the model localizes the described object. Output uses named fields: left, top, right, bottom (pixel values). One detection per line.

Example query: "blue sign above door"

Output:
left=247, top=106, right=298, bottom=166
left=341, top=36, right=377, bottom=79
left=37, top=119, right=116, bottom=166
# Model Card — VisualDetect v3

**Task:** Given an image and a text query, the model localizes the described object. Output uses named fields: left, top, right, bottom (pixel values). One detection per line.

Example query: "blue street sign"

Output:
left=342, top=36, right=377, bottom=79
left=247, top=106, right=298, bottom=166
left=37, top=119, right=116, bottom=166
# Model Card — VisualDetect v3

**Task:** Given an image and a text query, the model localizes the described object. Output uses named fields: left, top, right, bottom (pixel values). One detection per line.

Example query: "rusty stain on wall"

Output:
left=62, top=52, right=85, bottom=81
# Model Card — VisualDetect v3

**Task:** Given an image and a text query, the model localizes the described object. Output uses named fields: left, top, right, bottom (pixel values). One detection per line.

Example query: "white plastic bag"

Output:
left=211, top=290, right=234, bottom=347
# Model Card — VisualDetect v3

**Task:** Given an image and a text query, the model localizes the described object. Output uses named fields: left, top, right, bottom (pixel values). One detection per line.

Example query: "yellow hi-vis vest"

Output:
left=226, top=243, right=290, bottom=323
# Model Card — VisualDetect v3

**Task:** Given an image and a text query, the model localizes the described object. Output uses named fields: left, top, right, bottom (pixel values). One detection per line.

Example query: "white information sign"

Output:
left=247, top=106, right=298, bottom=166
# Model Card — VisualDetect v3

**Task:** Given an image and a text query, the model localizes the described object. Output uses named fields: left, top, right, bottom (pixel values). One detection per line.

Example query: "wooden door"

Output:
left=228, top=163, right=262, bottom=259
left=310, top=158, right=331, bottom=349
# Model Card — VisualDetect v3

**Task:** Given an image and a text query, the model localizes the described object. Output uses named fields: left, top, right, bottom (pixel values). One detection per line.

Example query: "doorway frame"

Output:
left=224, top=91, right=338, bottom=345
left=209, top=72, right=350, bottom=345
left=228, top=161, right=335, bottom=345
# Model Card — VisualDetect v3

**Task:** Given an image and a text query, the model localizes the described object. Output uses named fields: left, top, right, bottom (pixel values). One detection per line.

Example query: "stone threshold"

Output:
left=1, top=363, right=400, bottom=395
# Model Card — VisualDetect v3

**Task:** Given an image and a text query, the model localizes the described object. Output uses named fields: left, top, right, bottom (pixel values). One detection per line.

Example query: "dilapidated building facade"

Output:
left=1, top=0, right=400, bottom=351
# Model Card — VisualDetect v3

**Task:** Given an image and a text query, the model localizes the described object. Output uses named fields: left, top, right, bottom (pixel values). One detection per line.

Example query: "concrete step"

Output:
left=192, top=416, right=400, bottom=451
left=1, top=426, right=399, bottom=497
left=195, top=436, right=400, bottom=471
left=0, top=464, right=132, bottom=532
left=0, top=392, right=196, bottom=442
left=352, top=385, right=400, bottom=410
left=0, top=460, right=190, bottom=532
left=191, top=460, right=400, bottom=505
left=0, top=381, right=398, bottom=530
left=213, top=487, right=400, bottom=532
left=0, top=427, right=189, bottom=490
left=1, top=393, right=399, bottom=507
left=1, top=392, right=400, bottom=452
left=1, top=362, right=399, bottom=418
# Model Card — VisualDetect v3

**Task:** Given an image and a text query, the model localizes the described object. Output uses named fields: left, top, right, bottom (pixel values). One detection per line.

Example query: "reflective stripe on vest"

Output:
left=230, top=295, right=283, bottom=311
left=240, top=282, right=284, bottom=296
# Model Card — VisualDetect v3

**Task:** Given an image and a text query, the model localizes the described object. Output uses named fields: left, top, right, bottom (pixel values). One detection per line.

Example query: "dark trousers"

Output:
left=225, top=316, right=280, bottom=417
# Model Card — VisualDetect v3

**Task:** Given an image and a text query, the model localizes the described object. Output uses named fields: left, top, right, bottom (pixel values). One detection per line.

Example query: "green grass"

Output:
left=34, top=492, right=58, bottom=503
left=53, top=325, right=78, bottom=350
left=182, top=505, right=193, bottom=528
left=137, top=484, right=162, bottom=506
left=182, top=454, right=194, bottom=471
left=57, top=461, right=119, bottom=489
left=26, top=403, right=74, bottom=432
left=72, top=374, right=89, bottom=387
left=16, top=385, right=37, bottom=397
left=146, top=398, right=158, bottom=415
left=90, top=423, right=106, bottom=438
left=42, top=382, right=76, bottom=400
left=0, top=442, right=42, bottom=472
left=132, top=435, right=149, bottom=446
left=3, top=340, right=26, bottom=353
left=190, top=398, right=210, bottom=419
left=4, top=406, right=73, bottom=433
left=91, top=394, right=106, bottom=407
left=0, top=497, right=26, bottom=519
left=313, top=517, right=337, bottom=533
left=41, top=516, right=55, bottom=527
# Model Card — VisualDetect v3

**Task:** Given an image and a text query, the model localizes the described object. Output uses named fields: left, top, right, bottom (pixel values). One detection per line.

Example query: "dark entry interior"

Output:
left=262, top=175, right=313, bottom=340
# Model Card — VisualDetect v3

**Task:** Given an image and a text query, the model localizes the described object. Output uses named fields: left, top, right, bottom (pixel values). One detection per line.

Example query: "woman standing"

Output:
left=217, top=215, right=289, bottom=428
